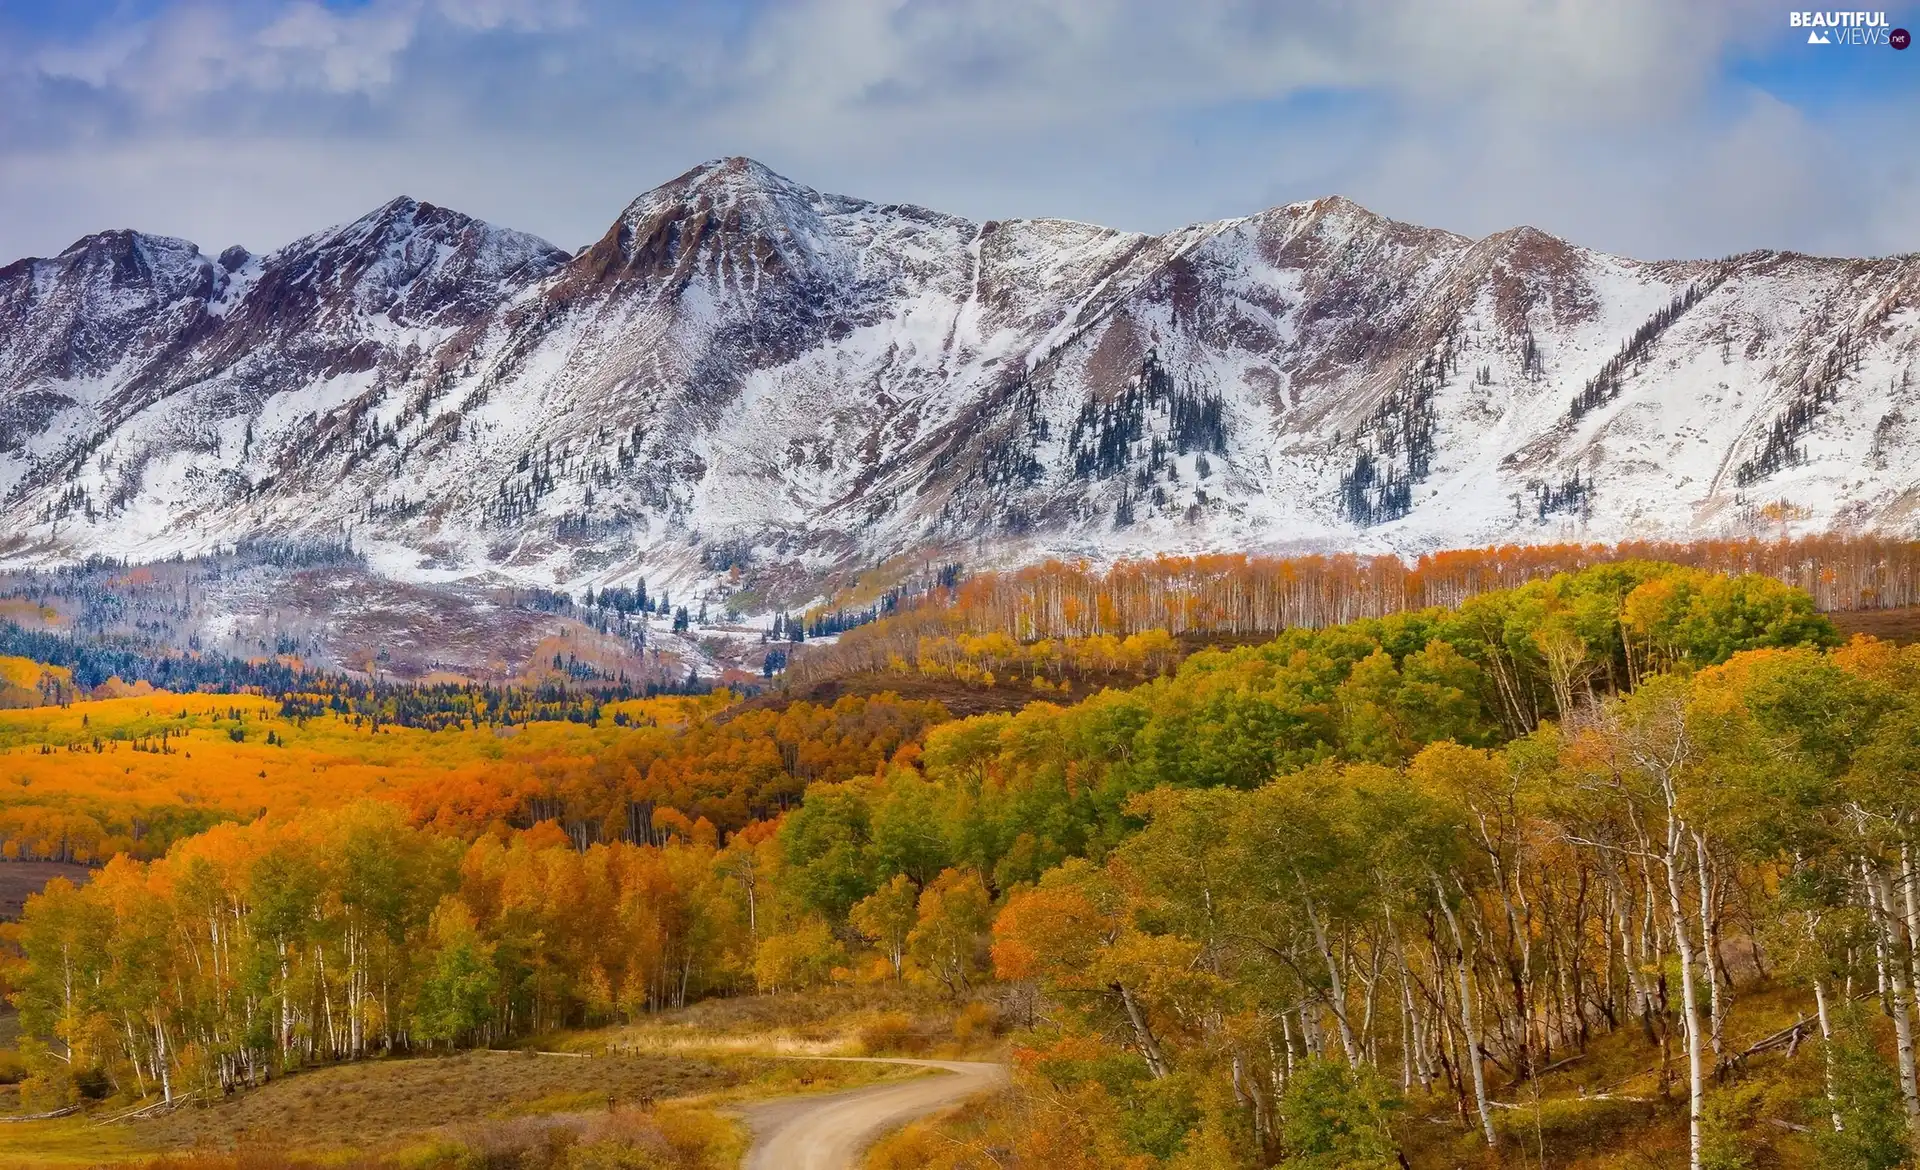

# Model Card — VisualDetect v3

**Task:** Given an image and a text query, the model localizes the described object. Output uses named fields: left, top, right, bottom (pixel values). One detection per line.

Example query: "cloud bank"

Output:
left=2, top=0, right=1913, bottom=263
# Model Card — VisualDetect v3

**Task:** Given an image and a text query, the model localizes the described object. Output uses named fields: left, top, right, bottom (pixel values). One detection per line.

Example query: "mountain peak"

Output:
left=237, top=196, right=565, bottom=327
left=56, top=227, right=199, bottom=260
left=683, top=156, right=812, bottom=196
left=569, top=158, right=853, bottom=292
left=360, top=194, right=422, bottom=220
left=1281, top=194, right=1391, bottom=226
left=322, top=196, right=461, bottom=247
left=1253, top=193, right=1469, bottom=261
left=614, top=156, right=830, bottom=232
left=1477, top=223, right=1575, bottom=252
left=287, top=195, right=561, bottom=261
left=1465, top=224, right=1591, bottom=288
left=21, top=230, right=214, bottom=308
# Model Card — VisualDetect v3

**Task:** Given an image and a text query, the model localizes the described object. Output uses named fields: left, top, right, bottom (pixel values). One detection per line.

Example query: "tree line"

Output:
left=9, top=804, right=759, bottom=1106
left=791, top=535, right=1920, bottom=685
left=0, top=623, right=713, bottom=728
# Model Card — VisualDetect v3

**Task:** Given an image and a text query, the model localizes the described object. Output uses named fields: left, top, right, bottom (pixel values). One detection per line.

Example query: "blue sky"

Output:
left=1, top=1, right=1915, bottom=262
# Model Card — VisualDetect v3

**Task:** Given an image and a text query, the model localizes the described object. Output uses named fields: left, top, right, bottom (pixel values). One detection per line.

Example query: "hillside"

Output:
left=1, top=158, right=1917, bottom=610
left=0, top=559, right=1904, bottom=1170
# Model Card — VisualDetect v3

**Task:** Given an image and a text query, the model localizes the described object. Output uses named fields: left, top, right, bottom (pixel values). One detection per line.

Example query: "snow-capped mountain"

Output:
left=3, top=157, right=1917, bottom=604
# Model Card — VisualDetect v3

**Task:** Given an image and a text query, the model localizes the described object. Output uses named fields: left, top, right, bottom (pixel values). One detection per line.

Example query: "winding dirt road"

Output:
left=741, top=1058, right=1007, bottom=1170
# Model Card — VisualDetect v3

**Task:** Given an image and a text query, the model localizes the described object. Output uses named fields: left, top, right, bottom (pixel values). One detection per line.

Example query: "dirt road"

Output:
left=741, top=1058, right=1007, bottom=1170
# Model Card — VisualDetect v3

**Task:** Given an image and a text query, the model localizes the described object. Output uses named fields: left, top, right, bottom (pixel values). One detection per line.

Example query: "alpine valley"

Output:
left=4, top=156, right=1918, bottom=608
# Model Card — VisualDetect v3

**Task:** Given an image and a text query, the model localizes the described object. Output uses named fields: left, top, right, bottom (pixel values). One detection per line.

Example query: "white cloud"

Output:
left=33, top=3, right=411, bottom=105
left=434, top=0, right=583, bottom=32
left=0, top=0, right=1911, bottom=264
left=26, top=0, right=582, bottom=107
left=723, top=0, right=1763, bottom=136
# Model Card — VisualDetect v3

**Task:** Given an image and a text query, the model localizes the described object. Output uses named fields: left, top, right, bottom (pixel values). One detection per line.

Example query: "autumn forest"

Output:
left=4, top=539, right=1920, bottom=1169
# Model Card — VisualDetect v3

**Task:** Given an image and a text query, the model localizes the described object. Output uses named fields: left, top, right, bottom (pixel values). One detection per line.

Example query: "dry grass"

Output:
left=0, top=1117, right=139, bottom=1169
left=600, top=987, right=1010, bottom=1062
left=112, top=1102, right=747, bottom=1169
left=131, top=1050, right=736, bottom=1152
left=430, top=1102, right=747, bottom=1170
left=117, top=1043, right=931, bottom=1163
left=1831, top=605, right=1920, bottom=646
left=0, top=991, right=997, bottom=1166
left=0, top=860, right=94, bottom=920
left=864, top=1088, right=1016, bottom=1170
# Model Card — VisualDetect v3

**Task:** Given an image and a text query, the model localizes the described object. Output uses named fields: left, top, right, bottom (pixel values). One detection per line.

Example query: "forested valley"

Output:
left=3, top=547, right=1920, bottom=1168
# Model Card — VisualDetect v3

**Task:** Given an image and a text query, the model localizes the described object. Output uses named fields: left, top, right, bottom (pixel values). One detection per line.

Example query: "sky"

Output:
left=1, top=0, right=1917, bottom=264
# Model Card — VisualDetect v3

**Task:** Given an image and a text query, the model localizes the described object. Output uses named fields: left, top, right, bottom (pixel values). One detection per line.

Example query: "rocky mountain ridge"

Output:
left=2, top=157, right=1916, bottom=607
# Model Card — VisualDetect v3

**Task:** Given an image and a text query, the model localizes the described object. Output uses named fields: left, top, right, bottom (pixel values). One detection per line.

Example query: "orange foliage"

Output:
left=0, top=691, right=737, bottom=858
left=796, top=536, right=1920, bottom=682
left=402, top=693, right=948, bottom=843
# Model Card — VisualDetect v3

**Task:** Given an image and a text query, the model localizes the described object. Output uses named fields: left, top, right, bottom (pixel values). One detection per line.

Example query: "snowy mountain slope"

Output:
left=1, top=156, right=1916, bottom=607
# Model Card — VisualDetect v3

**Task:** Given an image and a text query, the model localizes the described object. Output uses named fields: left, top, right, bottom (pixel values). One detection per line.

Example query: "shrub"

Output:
left=1275, top=1058, right=1402, bottom=1170
left=858, top=1011, right=931, bottom=1055
left=952, top=1000, right=1001, bottom=1044
left=1815, top=1012, right=1911, bottom=1170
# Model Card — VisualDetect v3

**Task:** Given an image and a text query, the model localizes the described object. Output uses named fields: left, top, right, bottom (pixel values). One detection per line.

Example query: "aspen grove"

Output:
left=8, top=557, right=1920, bottom=1168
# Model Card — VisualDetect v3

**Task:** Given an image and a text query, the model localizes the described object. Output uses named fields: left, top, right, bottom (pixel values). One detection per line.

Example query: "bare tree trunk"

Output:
left=1693, top=833, right=1727, bottom=1069
left=121, top=1017, right=147, bottom=1099
left=154, top=1017, right=173, bottom=1106
left=1115, top=982, right=1170, bottom=1079
left=1436, top=876, right=1497, bottom=1149
left=1866, top=861, right=1920, bottom=1130
left=279, top=953, right=292, bottom=1063
left=1299, top=880, right=1360, bottom=1064
left=1606, top=859, right=1657, bottom=1044
left=1813, top=971, right=1843, bottom=1133
left=1663, top=809, right=1704, bottom=1170
left=1388, top=913, right=1431, bottom=1091
left=1903, top=840, right=1920, bottom=1009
